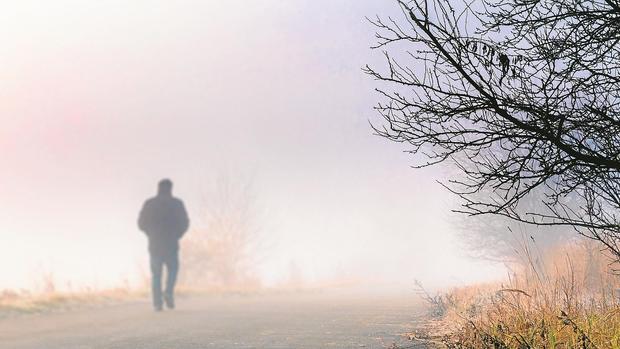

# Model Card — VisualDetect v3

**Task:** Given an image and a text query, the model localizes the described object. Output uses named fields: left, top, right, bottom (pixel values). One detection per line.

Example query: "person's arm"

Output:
left=176, top=201, right=190, bottom=239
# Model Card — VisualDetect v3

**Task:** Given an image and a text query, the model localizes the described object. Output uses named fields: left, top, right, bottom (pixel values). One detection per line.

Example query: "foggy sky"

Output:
left=0, top=0, right=503, bottom=291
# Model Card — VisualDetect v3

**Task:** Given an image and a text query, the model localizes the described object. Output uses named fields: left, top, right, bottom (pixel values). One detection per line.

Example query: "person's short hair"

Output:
left=158, top=179, right=173, bottom=191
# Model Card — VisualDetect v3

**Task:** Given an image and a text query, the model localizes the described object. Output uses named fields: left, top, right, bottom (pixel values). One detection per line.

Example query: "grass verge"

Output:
left=413, top=240, right=620, bottom=348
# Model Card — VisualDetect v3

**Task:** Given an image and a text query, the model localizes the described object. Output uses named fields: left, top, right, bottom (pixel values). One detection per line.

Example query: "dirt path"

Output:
left=0, top=292, right=429, bottom=349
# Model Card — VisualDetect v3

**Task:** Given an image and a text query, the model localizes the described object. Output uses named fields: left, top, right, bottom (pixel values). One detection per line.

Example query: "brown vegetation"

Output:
left=0, top=286, right=144, bottom=318
left=178, top=176, right=263, bottom=292
left=416, top=240, right=620, bottom=348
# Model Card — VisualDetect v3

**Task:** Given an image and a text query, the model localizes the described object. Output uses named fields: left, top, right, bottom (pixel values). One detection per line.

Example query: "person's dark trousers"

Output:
left=149, top=249, right=179, bottom=310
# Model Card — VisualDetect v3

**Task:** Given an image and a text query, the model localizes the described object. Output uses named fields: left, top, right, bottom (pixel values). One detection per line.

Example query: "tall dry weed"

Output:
left=428, top=239, right=620, bottom=348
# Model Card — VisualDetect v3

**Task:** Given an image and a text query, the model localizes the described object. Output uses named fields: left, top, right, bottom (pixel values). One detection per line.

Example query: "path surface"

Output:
left=0, top=292, right=429, bottom=349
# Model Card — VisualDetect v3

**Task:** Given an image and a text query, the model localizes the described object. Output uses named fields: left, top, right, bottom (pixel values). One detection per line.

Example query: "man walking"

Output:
left=138, top=179, right=189, bottom=311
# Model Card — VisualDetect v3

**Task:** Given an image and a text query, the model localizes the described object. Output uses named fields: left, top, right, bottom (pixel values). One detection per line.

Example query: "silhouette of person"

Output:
left=138, top=179, right=189, bottom=311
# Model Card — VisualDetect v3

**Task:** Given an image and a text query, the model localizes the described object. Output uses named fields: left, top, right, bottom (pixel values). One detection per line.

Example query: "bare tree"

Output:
left=365, top=1, right=620, bottom=261
left=179, top=176, right=263, bottom=291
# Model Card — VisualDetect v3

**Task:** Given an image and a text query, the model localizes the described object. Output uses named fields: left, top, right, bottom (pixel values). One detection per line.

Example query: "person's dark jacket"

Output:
left=138, top=194, right=189, bottom=255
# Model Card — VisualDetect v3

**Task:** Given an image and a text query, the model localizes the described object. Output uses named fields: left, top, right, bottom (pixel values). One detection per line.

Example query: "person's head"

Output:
left=158, top=179, right=173, bottom=197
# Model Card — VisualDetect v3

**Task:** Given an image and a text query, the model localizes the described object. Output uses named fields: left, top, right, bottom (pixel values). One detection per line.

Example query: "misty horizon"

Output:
left=0, top=0, right=503, bottom=293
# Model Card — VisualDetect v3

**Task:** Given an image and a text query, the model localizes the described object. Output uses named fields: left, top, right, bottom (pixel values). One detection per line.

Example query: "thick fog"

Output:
left=0, top=0, right=504, bottom=292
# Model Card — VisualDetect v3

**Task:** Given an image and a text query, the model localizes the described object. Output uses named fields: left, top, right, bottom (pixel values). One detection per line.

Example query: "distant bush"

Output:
left=178, top=176, right=263, bottom=292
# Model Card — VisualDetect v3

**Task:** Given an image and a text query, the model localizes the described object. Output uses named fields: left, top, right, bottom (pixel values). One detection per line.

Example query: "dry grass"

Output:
left=419, top=240, right=620, bottom=348
left=0, top=269, right=356, bottom=319
left=0, top=287, right=147, bottom=318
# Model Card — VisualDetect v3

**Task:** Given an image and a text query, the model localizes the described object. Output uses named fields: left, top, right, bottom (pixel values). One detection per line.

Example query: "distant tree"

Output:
left=456, top=191, right=576, bottom=263
left=365, top=1, right=620, bottom=262
left=179, top=176, right=263, bottom=290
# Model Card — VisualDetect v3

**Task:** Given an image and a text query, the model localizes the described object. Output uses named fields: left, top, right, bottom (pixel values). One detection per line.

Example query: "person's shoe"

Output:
left=154, top=304, right=163, bottom=312
left=164, top=294, right=175, bottom=310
